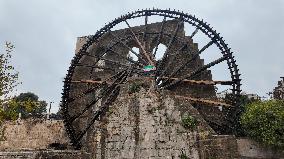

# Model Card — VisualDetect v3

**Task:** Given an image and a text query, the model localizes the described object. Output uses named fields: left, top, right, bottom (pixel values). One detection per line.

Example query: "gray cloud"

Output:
left=0, top=0, right=283, bottom=112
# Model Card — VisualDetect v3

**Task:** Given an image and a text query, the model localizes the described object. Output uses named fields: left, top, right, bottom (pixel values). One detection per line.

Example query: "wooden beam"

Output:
left=160, top=77, right=234, bottom=85
left=71, top=77, right=234, bottom=86
left=175, top=95, right=232, bottom=107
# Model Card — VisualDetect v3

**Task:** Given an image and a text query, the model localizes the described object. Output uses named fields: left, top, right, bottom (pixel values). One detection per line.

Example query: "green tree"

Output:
left=13, top=92, right=47, bottom=118
left=0, top=92, right=47, bottom=121
left=15, top=92, right=38, bottom=101
left=0, top=42, right=20, bottom=104
left=241, top=100, right=284, bottom=148
left=0, top=42, right=20, bottom=124
left=0, top=43, right=47, bottom=122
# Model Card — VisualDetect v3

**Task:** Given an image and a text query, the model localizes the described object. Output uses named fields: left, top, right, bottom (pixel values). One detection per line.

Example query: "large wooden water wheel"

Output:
left=61, top=9, right=241, bottom=149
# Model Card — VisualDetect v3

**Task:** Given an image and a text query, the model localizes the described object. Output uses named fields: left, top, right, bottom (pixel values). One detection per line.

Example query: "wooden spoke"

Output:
left=190, top=28, right=199, bottom=38
left=143, top=14, right=148, bottom=44
left=75, top=85, right=120, bottom=142
left=163, top=55, right=228, bottom=89
left=83, top=49, right=138, bottom=66
left=153, top=16, right=166, bottom=57
left=156, top=43, right=188, bottom=83
left=109, top=32, right=148, bottom=64
left=107, top=48, right=142, bottom=66
left=69, top=85, right=113, bottom=122
left=175, top=95, right=232, bottom=107
left=99, top=57, right=130, bottom=68
left=69, top=68, right=131, bottom=123
left=67, top=85, right=101, bottom=103
left=198, top=39, right=215, bottom=54
left=67, top=69, right=126, bottom=102
left=71, top=80, right=111, bottom=85
left=125, top=20, right=154, bottom=65
left=160, top=38, right=217, bottom=86
left=82, top=52, right=131, bottom=69
left=79, top=37, right=127, bottom=78
left=75, top=69, right=132, bottom=143
left=69, top=70, right=127, bottom=122
left=155, top=19, right=183, bottom=79
left=75, top=63, right=116, bottom=71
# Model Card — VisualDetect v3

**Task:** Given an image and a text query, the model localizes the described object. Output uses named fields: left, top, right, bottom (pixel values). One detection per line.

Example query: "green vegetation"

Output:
left=181, top=114, right=198, bottom=130
left=179, top=151, right=189, bottom=159
left=0, top=42, right=20, bottom=124
left=0, top=43, right=47, bottom=124
left=0, top=125, right=6, bottom=141
left=128, top=82, right=142, bottom=94
left=224, top=93, right=259, bottom=136
left=14, top=92, right=47, bottom=118
left=0, top=92, right=47, bottom=123
left=241, top=100, right=284, bottom=149
left=0, top=42, right=20, bottom=105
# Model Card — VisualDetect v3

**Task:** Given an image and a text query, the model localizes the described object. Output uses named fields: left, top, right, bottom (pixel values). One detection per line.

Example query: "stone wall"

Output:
left=199, top=135, right=239, bottom=159
left=0, top=119, right=69, bottom=151
left=0, top=105, right=282, bottom=158
left=0, top=150, right=90, bottom=159
left=83, top=78, right=240, bottom=159
left=237, top=138, right=284, bottom=159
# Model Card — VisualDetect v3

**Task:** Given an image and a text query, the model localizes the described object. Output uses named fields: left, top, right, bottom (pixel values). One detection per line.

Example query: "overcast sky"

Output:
left=0, top=0, right=283, bottom=112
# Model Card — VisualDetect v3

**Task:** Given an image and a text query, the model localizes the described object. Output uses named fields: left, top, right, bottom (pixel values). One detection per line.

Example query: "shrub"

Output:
left=224, top=93, right=259, bottom=136
left=241, top=100, right=284, bottom=148
left=181, top=114, right=198, bottom=130
left=0, top=92, right=47, bottom=122
left=179, top=151, right=189, bottom=159
left=0, top=100, right=19, bottom=122
left=0, top=109, right=5, bottom=124
left=128, top=82, right=142, bottom=94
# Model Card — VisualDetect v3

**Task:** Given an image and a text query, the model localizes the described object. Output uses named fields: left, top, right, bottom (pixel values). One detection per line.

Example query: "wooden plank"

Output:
left=160, top=77, right=234, bottom=85
left=175, top=95, right=232, bottom=107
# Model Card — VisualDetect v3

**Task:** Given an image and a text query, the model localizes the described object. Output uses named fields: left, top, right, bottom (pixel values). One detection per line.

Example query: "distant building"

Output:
left=241, top=92, right=261, bottom=100
left=273, top=77, right=284, bottom=100
left=216, top=92, right=226, bottom=99
left=246, top=94, right=261, bottom=100
left=216, top=89, right=230, bottom=99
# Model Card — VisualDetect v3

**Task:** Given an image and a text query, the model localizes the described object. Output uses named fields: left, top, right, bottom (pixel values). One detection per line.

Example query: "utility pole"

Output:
left=47, top=101, right=54, bottom=120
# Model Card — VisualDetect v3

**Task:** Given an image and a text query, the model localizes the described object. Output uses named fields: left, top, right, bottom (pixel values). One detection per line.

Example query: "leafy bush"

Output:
left=181, top=115, right=198, bottom=130
left=0, top=92, right=47, bottom=123
left=178, top=151, right=189, bottom=159
left=14, top=92, right=47, bottom=118
left=241, top=100, right=284, bottom=148
left=223, top=93, right=259, bottom=136
left=0, top=109, right=5, bottom=124
left=128, top=82, right=142, bottom=94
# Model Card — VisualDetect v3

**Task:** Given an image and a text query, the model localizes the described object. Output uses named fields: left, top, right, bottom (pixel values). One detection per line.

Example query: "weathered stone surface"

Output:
left=237, top=138, right=284, bottom=159
left=0, top=150, right=90, bottom=159
left=0, top=119, right=69, bottom=151
left=199, top=135, right=240, bottom=159
left=84, top=78, right=223, bottom=159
